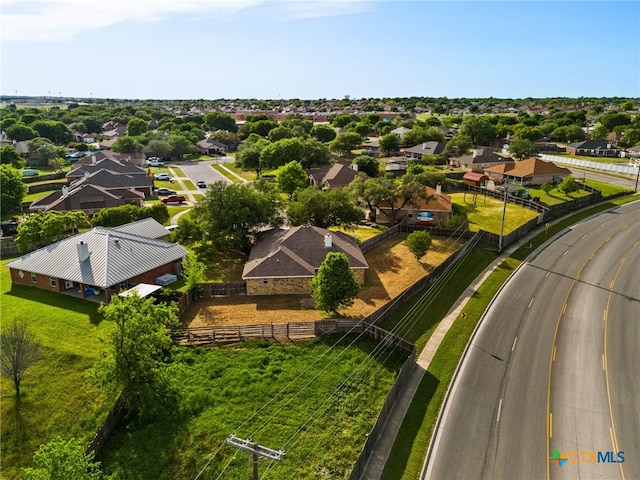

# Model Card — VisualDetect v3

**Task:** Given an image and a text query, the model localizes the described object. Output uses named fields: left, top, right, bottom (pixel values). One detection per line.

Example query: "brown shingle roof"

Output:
left=242, top=226, right=368, bottom=279
left=484, top=158, right=570, bottom=178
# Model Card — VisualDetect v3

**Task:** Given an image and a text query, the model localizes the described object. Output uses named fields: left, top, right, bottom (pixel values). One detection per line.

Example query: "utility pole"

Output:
left=226, top=434, right=284, bottom=480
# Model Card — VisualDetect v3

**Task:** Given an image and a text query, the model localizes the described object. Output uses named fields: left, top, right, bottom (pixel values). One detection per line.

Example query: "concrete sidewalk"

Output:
left=360, top=241, right=522, bottom=480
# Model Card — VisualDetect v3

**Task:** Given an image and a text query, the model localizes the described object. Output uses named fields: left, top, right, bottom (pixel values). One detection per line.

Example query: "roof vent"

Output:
left=324, top=234, right=333, bottom=248
left=436, top=183, right=442, bottom=196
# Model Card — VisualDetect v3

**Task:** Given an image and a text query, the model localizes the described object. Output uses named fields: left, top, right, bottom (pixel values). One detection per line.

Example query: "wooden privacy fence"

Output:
left=86, top=395, right=126, bottom=458
left=200, top=281, right=247, bottom=297
left=172, top=319, right=415, bottom=356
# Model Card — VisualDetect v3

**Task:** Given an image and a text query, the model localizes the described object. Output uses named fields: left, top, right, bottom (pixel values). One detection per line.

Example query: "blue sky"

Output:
left=1, top=1, right=638, bottom=100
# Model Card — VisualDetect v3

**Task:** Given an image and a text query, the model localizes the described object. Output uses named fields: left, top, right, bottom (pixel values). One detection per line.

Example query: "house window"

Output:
left=30, top=272, right=37, bottom=283
left=407, top=210, right=414, bottom=218
left=262, top=279, right=269, bottom=284
left=50, top=277, right=57, bottom=287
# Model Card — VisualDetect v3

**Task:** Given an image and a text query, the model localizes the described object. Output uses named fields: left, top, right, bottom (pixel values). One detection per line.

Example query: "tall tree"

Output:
left=310, top=124, right=337, bottom=143
left=378, top=133, right=400, bottom=155
left=352, top=155, right=380, bottom=177
left=15, top=211, right=90, bottom=253
left=287, top=188, right=364, bottom=229
left=1, top=319, right=41, bottom=397
left=406, top=230, right=432, bottom=262
left=182, top=254, right=207, bottom=297
left=443, top=134, right=472, bottom=157
left=330, top=132, right=361, bottom=156
left=93, top=295, right=179, bottom=417
left=508, top=138, right=538, bottom=160
left=126, top=117, right=148, bottom=137
left=276, top=161, right=308, bottom=197
left=6, top=122, right=38, bottom=141
left=458, top=116, right=497, bottom=145
left=310, top=252, right=360, bottom=314
left=22, top=436, right=102, bottom=480
left=30, top=120, right=73, bottom=144
left=1, top=165, right=28, bottom=214
left=203, top=112, right=237, bottom=133
left=194, top=182, right=281, bottom=251
left=112, top=135, right=143, bottom=153
left=0, top=145, right=24, bottom=167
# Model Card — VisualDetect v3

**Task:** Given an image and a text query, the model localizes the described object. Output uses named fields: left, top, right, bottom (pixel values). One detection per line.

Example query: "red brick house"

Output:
left=483, top=157, right=571, bottom=185
left=376, top=185, right=453, bottom=225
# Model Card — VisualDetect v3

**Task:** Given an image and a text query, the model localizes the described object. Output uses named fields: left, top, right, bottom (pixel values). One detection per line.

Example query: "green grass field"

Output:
left=211, top=164, right=243, bottom=183
left=182, top=179, right=197, bottom=190
left=0, top=261, right=114, bottom=480
left=99, top=337, right=406, bottom=479
left=450, top=192, right=540, bottom=234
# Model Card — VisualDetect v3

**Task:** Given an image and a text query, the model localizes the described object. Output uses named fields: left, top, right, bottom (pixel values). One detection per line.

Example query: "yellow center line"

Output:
left=603, top=239, right=639, bottom=480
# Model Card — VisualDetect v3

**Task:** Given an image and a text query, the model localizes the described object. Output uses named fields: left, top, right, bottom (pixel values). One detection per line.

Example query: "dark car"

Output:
left=160, top=195, right=186, bottom=204
left=155, top=188, right=176, bottom=195
left=196, top=181, right=206, bottom=188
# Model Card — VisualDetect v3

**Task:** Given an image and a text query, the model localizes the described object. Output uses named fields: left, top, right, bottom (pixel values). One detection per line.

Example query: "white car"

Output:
left=154, top=173, right=171, bottom=181
left=147, top=158, right=165, bottom=167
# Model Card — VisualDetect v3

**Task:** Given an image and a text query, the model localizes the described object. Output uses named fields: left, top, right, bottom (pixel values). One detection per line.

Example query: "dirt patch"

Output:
left=182, top=235, right=464, bottom=327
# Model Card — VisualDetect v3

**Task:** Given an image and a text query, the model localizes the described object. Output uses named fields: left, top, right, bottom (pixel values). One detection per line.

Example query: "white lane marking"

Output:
left=550, top=413, right=553, bottom=438
left=563, top=249, right=570, bottom=256
left=528, top=297, right=534, bottom=308
left=511, top=337, right=518, bottom=352
left=553, top=345, right=557, bottom=362
left=602, top=354, right=605, bottom=371
left=497, top=399, right=503, bottom=423
left=580, top=234, right=588, bottom=240
left=545, top=270, right=551, bottom=278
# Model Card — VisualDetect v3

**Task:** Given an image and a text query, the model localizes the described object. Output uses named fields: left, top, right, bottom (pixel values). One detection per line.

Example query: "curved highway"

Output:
left=424, top=201, right=640, bottom=479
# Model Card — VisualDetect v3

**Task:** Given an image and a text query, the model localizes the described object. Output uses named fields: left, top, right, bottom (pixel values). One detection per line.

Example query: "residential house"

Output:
left=196, top=138, right=228, bottom=156
left=449, top=147, right=513, bottom=172
left=101, top=121, right=127, bottom=137
left=69, top=169, right=153, bottom=197
left=75, top=133, right=96, bottom=144
left=606, top=131, right=623, bottom=147
left=308, top=163, right=359, bottom=189
left=6, top=224, right=187, bottom=302
left=484, top=157, right=571, bottom=185
left=112, top=217, right=171, bottom=241
left=0, top=135, right=29, bottom=158
left=30, top=184, right=145, bottom=216
left=376, top=185, right=453, bottom=225
left=565, top=140, right=620, bottom=157
left=390, top=126, right=411, bottom=138
left=400, top=141, right=445, bottom=159
left=242, top=225, right=369, bottom=295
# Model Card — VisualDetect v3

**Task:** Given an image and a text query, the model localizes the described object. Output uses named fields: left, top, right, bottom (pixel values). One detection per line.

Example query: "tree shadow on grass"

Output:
left=6, top=285, right=102, bottom=324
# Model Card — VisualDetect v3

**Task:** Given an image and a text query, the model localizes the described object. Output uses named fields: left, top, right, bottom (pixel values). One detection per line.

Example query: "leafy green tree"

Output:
left=378, top=133, right=400, bottom=154
left=28, top=137, right=65, bottom=167
left=268, top=126, right=297, bottom=142
left=349, top=122, right=372, bottom=137
left=551, top=125, right=585, bottom=143
left=6, top=122, right=38, bottom=141
left=617, top=126, right=640, bottom=148
left=1, top=319, right=41, bottom=397
left=276, top=161, right=308, bottom=197
left=208, top=129, right=241, bottom=148
left=194, top=182, right=281, bottom=252
left=167, top=133, right=197, bottom=159
left=352, top=156, right=380, bottom=177
left=458, top=116, right=497, bottom=145
left=92, top=295, right=179, bottom=417
left=144, top=139, right=171, bottom=159
left=239, top=119, right=279, bottom=139
left=508, top=138, right=538, bottom=160
left=330, top=132, right=361, bottom=155
left=0, top=145, right=24, bottom=167
left=182, top=254, right=207, bottom=296
left=15, top=211, right=90, bottom=253
left=30, top=120, right=73, bottom=144
left=598, top=112, right=631, bottom=132
left=620, top=101, right=633, bottom=111
left=299, top=138, right=331, bottom=169
left=236, top=141, right=264, bottom=175
left=0, top=164, right=28, bottom=214
left=400, top=126, right=445, bottom=146
left=127, top=117, right=148, bottom=137
left=203, top=112, right=237, bottom=133
left=366, top=176, right=428, bottom=223
left=91, top=204, right=169, bottom=227
left=310, top=124, right=337, bottom=143
left=260, top=137, right=304, bottom=169
left=443, top=134, right=472, bottom=157
left=559, top=176, right=579, bottom=195
left=310, top=252, right=360, bottom=314
left=406, top=230, right=432, bottom=261
left=512, top=125, right=543, bottom=142
left=541, top=183, right=553, bottom=194
left=22, top=436, right=102, bottom=480
left=287, top=187, right=364, bottom=229
left=331, top=114, right=358, bottom=128
left=112, top=135, right=143, bottom=153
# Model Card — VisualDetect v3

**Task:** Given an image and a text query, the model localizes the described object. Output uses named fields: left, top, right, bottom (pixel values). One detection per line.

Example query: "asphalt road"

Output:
left=177, top=158, right=233, bottom=187
left=569, top=167, right=638, bottom=190
left=424, top=201, right=640, bottom=480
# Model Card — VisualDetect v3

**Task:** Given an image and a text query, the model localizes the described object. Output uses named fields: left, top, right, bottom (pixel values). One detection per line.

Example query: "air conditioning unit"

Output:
left=65, top=280, right=74, bottom=289
left=156, top=273, right=177, bottom=286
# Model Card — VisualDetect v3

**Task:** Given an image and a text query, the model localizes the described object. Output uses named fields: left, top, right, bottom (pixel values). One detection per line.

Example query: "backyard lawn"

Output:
left=0, top=261, right=114, bottom=480
left=183, top=234, right=464, bottom=327
left=450, top=192, right=540, bottom=234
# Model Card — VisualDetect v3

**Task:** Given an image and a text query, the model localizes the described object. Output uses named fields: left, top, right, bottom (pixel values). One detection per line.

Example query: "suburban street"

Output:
left=175, top=158, right=234, bottom=186
left=424, top=201, right=640, bottom=479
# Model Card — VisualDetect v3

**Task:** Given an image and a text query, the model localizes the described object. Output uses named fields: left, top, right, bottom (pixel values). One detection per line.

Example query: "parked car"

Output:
left=154, top=173, right=171, bottom=181
left=160, top=195, right=186, bottom=204
left=196, top=180, right=206, bottom=188
left=416, top=211, right=434, bottom=226
left=22, top=169, right=39, bottom=177
left=147, top=158, right=165, bottom=167
left=154, top=188, right=176, bottom=195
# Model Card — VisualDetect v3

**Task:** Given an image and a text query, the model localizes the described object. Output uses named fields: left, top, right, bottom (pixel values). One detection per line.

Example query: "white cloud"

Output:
left=0, top=0, right=370, bottom=44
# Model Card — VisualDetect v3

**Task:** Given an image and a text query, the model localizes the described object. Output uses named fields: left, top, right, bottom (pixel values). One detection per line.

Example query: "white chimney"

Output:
left=91, top=155, right=96, bottom=165
left=84, top=170, right=90, bottom=179
left=436, top=183, right=442, bottom=196
left=62, top=186, right=69, bottom=198
left=352, top=162, right=358, bottom=171
left=472, top=148, right=479, bottom=157
left=423, top=142, right=428, bottom=149
left=324, top=234, right=333, bottom=248
left=77, top=241, right=90, bottom=262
